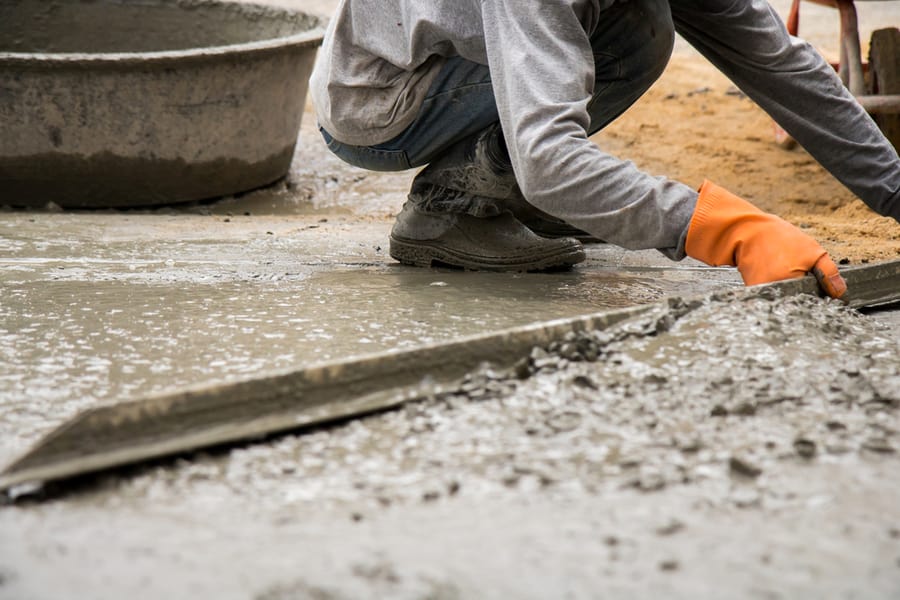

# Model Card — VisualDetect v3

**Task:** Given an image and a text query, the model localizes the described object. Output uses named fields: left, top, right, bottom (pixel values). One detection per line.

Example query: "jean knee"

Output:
left=319, top=126, right=412, bottom=172
left=629, top=0, right=675, bottom=85
left=587, top=0, right=675, bottom=133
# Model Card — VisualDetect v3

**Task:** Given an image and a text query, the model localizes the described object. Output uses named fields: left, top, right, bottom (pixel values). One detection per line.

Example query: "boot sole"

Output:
left=389, top=235, right=586, bottom=272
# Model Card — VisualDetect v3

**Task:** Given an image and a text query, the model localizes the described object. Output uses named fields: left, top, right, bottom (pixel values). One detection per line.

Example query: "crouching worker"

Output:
left=310, top=0, right=900, bottom=299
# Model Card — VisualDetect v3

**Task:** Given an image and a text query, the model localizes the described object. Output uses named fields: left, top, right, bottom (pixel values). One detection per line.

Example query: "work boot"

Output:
left=415, top=123, right=603, bottom=243
left=389, top=192, right=585, bottom=272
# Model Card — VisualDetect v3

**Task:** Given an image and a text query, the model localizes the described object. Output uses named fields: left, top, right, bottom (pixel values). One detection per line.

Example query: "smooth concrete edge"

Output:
left=2, top=260, right=898, bottom=494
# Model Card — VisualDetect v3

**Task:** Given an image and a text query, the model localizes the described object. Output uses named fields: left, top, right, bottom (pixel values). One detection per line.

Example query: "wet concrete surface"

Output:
left=1, top=292, right=898, bottom=599
left=2, top=1, right=900, bottom=597
left=0, top=193, right=739, bottom=469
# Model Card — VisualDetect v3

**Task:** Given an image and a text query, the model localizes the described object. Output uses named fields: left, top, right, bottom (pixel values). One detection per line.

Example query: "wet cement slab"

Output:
left=0, top=206, right=740, bottom=468
left=0, top=292, right=897, bottom=600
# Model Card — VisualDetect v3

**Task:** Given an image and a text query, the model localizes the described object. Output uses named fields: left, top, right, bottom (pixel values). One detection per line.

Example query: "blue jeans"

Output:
left=320, top=0, right=674, bottom=172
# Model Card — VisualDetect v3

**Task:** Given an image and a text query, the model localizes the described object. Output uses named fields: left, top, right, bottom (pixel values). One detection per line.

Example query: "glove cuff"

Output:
left=686, top=180, right=765, bottom=268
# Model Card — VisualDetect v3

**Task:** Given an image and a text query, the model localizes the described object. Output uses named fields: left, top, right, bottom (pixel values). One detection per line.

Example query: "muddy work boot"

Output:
left=389, top=191, right=585, bottom=272
left=414, top=123, right=603, bottom=243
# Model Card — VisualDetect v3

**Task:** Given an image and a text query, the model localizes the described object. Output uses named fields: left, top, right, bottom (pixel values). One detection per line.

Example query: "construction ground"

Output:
left=1, top=1, right=899, bottom=598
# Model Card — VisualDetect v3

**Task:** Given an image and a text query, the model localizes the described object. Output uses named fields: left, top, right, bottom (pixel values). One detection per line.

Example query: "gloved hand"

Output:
left=686, top=180, right=847, bottom=299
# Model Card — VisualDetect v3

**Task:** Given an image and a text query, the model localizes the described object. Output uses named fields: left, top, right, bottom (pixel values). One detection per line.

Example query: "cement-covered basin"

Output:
left=0, top=0, right=324, bottom=208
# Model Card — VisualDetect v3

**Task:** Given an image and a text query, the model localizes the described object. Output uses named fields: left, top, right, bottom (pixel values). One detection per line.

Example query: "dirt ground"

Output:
left=1, top=1, right=900, bottom=599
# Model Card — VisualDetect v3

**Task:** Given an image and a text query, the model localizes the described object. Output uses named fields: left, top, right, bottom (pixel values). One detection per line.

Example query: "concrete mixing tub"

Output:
left=0, top=0, right=324, bottom=207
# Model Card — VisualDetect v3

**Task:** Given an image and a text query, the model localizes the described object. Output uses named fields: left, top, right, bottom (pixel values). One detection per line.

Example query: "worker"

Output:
left=310, top=0, right=900, bottom=299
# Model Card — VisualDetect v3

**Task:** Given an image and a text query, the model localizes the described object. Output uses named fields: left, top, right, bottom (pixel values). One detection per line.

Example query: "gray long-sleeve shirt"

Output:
left=310, top=0, right=900, bottom=257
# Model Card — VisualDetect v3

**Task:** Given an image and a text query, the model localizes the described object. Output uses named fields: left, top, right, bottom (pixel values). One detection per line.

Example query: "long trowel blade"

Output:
left=2, top=260, right=899, bottom=492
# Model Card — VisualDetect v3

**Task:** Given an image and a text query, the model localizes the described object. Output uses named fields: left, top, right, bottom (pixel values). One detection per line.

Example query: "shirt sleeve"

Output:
left=670, top=0, right=900, bottom=221
left=480, top=0, right=699, bottom=259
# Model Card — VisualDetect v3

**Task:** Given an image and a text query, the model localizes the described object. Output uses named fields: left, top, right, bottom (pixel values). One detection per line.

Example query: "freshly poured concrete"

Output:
left=1, top=287, right=898, bottom=599
left=0, top=206, right=739, bottom=469
left=2, top=1, right=900, bottom=597
left=3, top=170, right=899, bottom=599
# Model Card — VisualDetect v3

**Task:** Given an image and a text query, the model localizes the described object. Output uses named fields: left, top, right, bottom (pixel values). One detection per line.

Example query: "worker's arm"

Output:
left=670, top=0, right=900, bottom=222
left=479, top=0, right=699, bottom=260
left=480, top=0, right=846, bottom=297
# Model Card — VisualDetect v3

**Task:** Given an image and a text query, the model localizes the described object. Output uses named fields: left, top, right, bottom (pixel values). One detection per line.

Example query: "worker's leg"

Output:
left=321, top=0, right=675, bottom=171
left=401, top=0, right=675, bottom=213
left=326, top=0, right=676, bottom=270
left=395, top=0, right=676, bottom=243
left=319, top=56, right=499, bottom=172
left=586, top=0, right=675, bottom=134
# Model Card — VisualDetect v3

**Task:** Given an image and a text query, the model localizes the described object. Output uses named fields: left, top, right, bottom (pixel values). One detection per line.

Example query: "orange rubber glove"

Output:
left=686, top=180, right=847, bottom=299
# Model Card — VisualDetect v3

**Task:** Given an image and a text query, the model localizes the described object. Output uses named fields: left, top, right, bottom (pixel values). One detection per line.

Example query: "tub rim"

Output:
left=0, top=0, right=326, bottom=69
